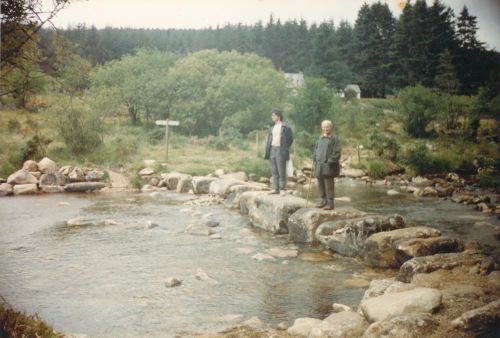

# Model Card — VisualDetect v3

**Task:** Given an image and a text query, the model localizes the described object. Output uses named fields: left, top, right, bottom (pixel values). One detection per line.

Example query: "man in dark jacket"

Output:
left=264, top=108, right=293, bottom=196
left=313, top=120, right=341, bottom=210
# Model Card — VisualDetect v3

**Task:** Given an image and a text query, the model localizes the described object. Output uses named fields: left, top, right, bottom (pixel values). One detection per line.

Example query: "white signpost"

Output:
left=155, top=119, right=180, bottom=160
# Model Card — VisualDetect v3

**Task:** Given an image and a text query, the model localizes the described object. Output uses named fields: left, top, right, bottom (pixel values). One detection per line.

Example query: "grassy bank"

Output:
left=1, top=98, right=497, bottom=185
left=0, top=302, right=62, bottom=338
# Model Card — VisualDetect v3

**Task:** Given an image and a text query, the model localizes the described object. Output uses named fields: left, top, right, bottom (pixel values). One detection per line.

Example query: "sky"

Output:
left=42, top=0, right=500, bottom=50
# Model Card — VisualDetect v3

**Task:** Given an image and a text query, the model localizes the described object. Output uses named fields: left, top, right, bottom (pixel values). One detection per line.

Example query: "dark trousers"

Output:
left=269, top=146, right=286, bottom=191
left=318, top=177, right=335, bottom=203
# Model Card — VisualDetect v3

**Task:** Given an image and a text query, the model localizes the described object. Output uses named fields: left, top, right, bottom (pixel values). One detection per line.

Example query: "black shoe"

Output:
left=323, top=204, right=335, bottom=210
left=269, top=190, right=279, bottom=194
left=315, top=200, right=327, bottom=208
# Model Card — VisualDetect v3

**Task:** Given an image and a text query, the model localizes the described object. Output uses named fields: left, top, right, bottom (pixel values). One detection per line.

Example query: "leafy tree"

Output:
left=399, top=85, right=442, bottom=137
left=164, top=49, right=287, bottom=136
left=290, top=77, right=333, bottom=133
left=89, top=49, right=179, bottom=124
left=435, top=49, right=461, bottom=130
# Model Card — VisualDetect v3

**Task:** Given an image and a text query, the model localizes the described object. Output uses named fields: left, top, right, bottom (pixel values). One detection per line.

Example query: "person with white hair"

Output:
left=313, top=120, right=341, bottom=210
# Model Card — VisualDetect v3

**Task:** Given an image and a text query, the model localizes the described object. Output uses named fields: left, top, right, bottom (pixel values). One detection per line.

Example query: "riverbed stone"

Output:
left=185, top=223, right=215, bottom=236
left=364, top=226, right=442, bottom=268
left=64, top=182, right=106, bottom=192
left=22, top=160, right=38, bottom=172
left=0, top=183, right=13, bottom=196
left=288, top=207, right=367, bottom=243
left=341, top=168, right=366, bottom=178
left=164, top=277, right=182, bottom=288
left=191, top=176, right=218, bottom=194
left=209, top=177, right=245, bottom=198
left=176, top=176, right=193, bottom=193
left=139, top=167, right=155, bottom=176
left=13, top=183, right=38, bottom=195
left=316, top=215, right=405, bottom=257
left=40, top=172, right=65, bottom=186
left=358, top=279, right=418, bottom=306
left=164, top=172, right=189, bottom=190
left=38, top=157, right=57, bottom=173
left=451, top=193, right=475, bottom=204
left=397, top=251, right=489, bottom=283
left=85, top=170, right=104, bottom=182
left=224, top=183, right=269, bottom=209
left=41, top=185, right=64, bottom=193
left=222, top=171, right=248, bottom=182
left=58, top=165, right=73, bottom=177
left=451, top=299, right=500, bottom=336
left=362, top=313, right=439, bottom=338
left=264, top=247, right=298, bottom=258
left=395, top=236, right=464, bottom=263
left=313, top=311, right=368, bottom=338
left=239, top=191, right=307, bottom=234
left=359, top=287, right=443, bottom=323
left=412, top=176, right=433, bottom=187
left=422, top=186, right=439, bottom=197
left=287, top=318, right=322, bottom=337
left=7, top=169, right=38, bottom=185
left=68, top=167, right=85, bottom=182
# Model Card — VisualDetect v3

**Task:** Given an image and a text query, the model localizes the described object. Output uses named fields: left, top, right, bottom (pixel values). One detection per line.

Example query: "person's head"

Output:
left=271, top=108, right=283, bottom=123
left=321, top=120, right=333, bottom=135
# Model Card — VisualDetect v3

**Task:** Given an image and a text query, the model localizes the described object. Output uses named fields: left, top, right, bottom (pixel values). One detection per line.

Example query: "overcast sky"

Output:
left=43, top=0, right=500, bottom=50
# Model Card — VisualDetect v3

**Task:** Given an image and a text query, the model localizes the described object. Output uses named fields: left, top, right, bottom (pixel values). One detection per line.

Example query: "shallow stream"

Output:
left=0, top=180, right=497, bottom=337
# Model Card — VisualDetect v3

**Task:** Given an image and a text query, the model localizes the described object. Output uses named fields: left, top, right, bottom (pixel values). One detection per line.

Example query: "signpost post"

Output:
left=155, top=119, right=180, bottom=160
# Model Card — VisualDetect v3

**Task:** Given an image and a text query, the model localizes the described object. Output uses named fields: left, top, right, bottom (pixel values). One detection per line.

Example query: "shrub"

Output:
left=369, top=130, right=400, bottom=160
left=405, top=144, right=452, bottom=175
left=51, top=98, right=104, bottom=155
left=365, top=159, right=387, bottom=179
left=7, top=118, right=21, bottom=133
left=399, top=85, right=442, bottom=138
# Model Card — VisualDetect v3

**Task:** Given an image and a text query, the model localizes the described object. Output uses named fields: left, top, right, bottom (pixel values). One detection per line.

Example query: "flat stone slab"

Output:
left=364, top=226, right=442, bottom=268
left=239, top=191, right=307, bottom=234
left=397, top=251, right=489, bottom=283
left=363, top=313, right=439, bottom=338
left=316, top=214, right=405, bottom=256
left=359, top=287, right=443, bottom=323
left=288, top=207, right=367, bottom=244
left=64, top=182, right=106, bottom=192
left=451, top=299, right=500, bottom=336
left=191, top=176, right=218, bottom=194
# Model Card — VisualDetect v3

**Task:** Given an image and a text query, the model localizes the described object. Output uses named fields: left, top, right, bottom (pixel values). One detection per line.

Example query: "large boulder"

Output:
left=341, top=168, right=366, bottom=178
left=7, top=169, right=38, bottom=185
left=39, top=172, right=65, bottom=186
left=209, top=177, right=244, bottom=198
left=397, top=251, right=489, bottom=283
left=451, top=299, right=500, bottom=337
left=191, top=176, right=218, bottom=194
left=288, top=207, right=367, bottom=244
left=316, top=215, right=405, bottom=256
left=239, top=191, right=306, bottom=234
left=312, top=311, right=368, bottom=338
left=41, top=185, right=64, bottom=193
left=64, top=182, right=106, bottom=192
left=37, top=157, right=57, bottom=173
left=359, top=287, right=443, bottom=323
left=139, top=167, right=155, bottom=176
left=364, top=226, right=442, bottom=268
left=164, top=172, right=189, bottom=190
left=0, top=183, right=13, bottom=196
left=395, top=237, right=464, bottom=263
left=68, top=167, right=85, bottom=182
left=22, top=160, right=38, bottom=172
left=362, top=313, right=439, bottom=338
left=85, top=170, right=105, bottom=182
left=176, top=176, right=193, bottom=193
left=13, top=183, right=38, bottom=195
left=224, top=183, right=268, bottom=209
left=59, top=165, right=73, bottom=176
left=358, top=279, right=417, bottom=307
left=222, top=171, right=248, bottom=182
left=287, top=318, right=322, bottom=337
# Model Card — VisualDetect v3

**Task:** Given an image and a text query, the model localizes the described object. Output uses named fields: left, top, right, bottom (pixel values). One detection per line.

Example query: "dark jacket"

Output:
left=313, top=135, right=341, bottom=178
left=264, top=122, right=293, bottom=160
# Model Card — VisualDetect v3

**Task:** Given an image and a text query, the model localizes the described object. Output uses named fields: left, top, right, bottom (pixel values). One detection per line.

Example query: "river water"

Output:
left=0, top=180, right=498, bottom=337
